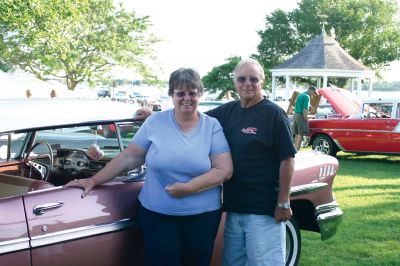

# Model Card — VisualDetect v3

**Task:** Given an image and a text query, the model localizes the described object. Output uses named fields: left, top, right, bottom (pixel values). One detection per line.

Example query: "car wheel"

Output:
left=312, top=134, right=338, bottom=156
left=286, top=217, right=301, bottom=266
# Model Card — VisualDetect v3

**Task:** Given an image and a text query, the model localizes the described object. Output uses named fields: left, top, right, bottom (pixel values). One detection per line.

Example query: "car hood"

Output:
left=317, top=87, right=360, bottom=117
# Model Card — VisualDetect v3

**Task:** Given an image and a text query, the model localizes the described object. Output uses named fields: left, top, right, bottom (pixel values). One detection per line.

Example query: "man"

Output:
left=135, top=58, right=296, bottom=265
left=293, top=85, right=317, bottom=150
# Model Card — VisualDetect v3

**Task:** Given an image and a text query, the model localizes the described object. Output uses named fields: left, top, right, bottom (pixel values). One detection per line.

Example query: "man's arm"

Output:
left=274, top=156, right=295, bottom=222
left=134, top=108, right=153, bottom=121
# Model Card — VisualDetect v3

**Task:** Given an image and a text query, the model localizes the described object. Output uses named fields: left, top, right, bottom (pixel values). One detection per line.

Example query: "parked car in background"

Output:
left=112, top=90, right=130, bottom=102
left=314, top=103, right=338, bottom=119
left=97, top=88, right=111, bottom=98
left=197, top=100, right=225, bottom=113
left=0, top=99, right=342, bottom=266
left=307, top=87, right=400, bottom=156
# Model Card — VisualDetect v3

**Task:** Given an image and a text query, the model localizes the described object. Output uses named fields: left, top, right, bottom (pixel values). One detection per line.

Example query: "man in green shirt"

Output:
left=293, top=85, right=317, bottom=150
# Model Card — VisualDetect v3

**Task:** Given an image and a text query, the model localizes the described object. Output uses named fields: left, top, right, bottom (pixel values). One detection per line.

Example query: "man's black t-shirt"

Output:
left=206, top=98, right=296, bottom=216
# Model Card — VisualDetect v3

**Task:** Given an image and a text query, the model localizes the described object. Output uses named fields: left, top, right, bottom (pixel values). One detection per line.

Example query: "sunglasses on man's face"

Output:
left=174, top=91, right=199, bottom=98
left=236, top=76, right=260, bottom=84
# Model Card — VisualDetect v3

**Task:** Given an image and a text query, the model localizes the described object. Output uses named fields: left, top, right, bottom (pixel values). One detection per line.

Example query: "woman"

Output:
left=67, top=68, right=233, bottom=266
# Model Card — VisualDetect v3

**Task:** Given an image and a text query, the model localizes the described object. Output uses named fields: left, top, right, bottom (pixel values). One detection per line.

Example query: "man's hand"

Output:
left=134, top=108, right=153, bottom=121
left=274, top=206, right=293, bottom=223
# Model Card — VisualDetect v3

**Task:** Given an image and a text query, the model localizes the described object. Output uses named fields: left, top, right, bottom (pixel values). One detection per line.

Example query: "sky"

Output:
left=115, top=0, right=400, bottom=82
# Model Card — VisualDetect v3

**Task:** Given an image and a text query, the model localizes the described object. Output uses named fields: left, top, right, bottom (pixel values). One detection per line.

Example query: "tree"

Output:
left=0, top=0, right=160, bottom=90
left=255, top=0, right=400, bottom=85
left=202, top=56, right=240, bottom=99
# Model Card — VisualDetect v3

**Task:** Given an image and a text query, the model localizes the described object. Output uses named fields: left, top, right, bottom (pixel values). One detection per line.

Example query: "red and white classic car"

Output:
left=307, top=87, right=400, bottom=157
left=0, top=99, right=343, bottom=266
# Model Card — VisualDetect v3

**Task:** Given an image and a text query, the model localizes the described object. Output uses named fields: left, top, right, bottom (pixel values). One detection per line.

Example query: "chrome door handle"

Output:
left=33, top=201, right=64, bottom=215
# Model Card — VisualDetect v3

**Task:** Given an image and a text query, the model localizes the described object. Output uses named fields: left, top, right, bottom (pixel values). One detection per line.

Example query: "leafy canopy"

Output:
left=204, top=0, right=400, bottom=95
left=0, top=0, right=160, bottom=90
left=202, top=56, right=241, bottom=100
left=255, top=0, right=400, bottom=84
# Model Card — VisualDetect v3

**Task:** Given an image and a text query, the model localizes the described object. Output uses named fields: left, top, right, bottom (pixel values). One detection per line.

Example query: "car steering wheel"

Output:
left=367, top=112, right=378, bottom=118
left=22, top=141, right=54, bottom=181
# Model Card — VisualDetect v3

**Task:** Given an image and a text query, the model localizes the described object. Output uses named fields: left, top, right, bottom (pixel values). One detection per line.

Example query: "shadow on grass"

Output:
left=337, top=152, right=400, bottom=163
left=334, top=183, right=399, bottom=193
left=336, top=153, right=400, bottom=179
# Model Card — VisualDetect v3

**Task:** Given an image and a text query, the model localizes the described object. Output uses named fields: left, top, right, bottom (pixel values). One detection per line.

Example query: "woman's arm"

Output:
left=65, top=142, right=146, bottom=197
left=165, top=152, right=233, bottom=198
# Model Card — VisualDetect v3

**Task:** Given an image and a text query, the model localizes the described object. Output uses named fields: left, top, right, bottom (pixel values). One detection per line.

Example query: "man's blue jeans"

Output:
left=222, top=212, right=286, bottom=266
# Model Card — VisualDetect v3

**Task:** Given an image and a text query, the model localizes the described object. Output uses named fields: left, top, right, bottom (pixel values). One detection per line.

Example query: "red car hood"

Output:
left=317, top=87, right=360, bottom=117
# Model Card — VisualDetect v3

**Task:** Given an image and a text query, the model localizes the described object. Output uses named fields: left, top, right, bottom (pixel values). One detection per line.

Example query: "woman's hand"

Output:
left=65, top=178, right=96, bottom=198
left=165, top=182, right=192, bottom=198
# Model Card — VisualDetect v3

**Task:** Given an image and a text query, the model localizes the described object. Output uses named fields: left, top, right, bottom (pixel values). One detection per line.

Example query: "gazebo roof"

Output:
left=272, top=30, right=370, bottom=71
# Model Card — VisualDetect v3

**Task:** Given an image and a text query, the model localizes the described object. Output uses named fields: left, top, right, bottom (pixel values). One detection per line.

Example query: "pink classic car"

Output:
left=307, top=87, right=400, bottom=157
left=0, top=99, right=342, bottom=266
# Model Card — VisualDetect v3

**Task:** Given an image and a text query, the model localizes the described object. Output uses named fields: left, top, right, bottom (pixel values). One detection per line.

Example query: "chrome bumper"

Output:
left=315, top=201, right=343, bottom=241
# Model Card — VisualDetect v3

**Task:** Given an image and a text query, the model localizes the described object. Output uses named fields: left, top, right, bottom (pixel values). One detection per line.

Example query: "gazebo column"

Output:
left=350, top=79, right=354, bottom=93
left=368, top=78, right=373, bottom=97
left=272, top=75, right=276, bottom=100
left=357, top=78, right=362, bottom=97
left=317, top=78, right=321, bottom=88
left=285, top=75, right=290, bottom=101
left=323, top=76, right=328, bottom=88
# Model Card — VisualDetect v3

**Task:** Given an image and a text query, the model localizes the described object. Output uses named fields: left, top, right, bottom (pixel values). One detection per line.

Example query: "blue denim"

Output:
left=139, top=204, right=221, bottom=266
left=222, top=212, right=286, bottom=266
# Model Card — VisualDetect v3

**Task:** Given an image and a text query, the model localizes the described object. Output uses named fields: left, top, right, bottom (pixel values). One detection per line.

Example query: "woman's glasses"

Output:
left=174, top=91, right=199, bottom=98
left=236, top=76, right=260, bottom=84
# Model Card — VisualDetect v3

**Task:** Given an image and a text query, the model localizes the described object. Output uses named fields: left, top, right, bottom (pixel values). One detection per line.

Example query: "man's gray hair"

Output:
left=233, top=58, right=265, bottom=80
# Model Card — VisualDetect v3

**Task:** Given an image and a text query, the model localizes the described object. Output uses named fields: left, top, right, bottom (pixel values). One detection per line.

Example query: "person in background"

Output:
left=223, top=91, right=234, bottom=101
left=135, top=58, right=296, bottom=265
left=293, top=85, right=317, bottom=150
left=66, top=68, right=233, bottom=266
left=50, top=89, right=57, bottom=98
left=26, top=89, right=32, bottom=98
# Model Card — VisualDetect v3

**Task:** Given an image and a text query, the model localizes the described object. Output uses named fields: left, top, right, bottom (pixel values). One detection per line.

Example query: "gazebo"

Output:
left=270, top=29, right=374, bottom=101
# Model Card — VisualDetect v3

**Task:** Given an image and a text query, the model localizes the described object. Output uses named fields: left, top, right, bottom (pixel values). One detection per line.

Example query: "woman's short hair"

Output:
left=233, top=58, right=265, bottom=80
left=168, top=68, right=204, bottom=96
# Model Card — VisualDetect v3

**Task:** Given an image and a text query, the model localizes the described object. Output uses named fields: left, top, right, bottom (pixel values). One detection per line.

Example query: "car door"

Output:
left=342, top=118, right=391, bottom=152
left=0, top=196, right=31, bottom=266
left=23, top=180, right=145, bottom=266
left=389, top=118, right=400, bottom=153
left=340, top=102, right=393, bottom=153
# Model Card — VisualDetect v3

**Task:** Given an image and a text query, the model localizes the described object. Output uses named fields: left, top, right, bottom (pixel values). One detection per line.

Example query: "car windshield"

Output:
left=362, top=102, right=393, bottom=118
left=0, top=122, right=139, bottom=161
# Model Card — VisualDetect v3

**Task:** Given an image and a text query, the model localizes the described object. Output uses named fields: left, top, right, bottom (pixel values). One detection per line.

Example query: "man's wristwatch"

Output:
left=277, top=202, right=290, bottom=209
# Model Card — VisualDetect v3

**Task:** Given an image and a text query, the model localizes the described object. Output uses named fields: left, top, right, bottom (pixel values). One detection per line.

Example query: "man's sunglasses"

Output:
left=174, top=91, right=199, bottom=98
left=236, top=76, right=260, bottom=84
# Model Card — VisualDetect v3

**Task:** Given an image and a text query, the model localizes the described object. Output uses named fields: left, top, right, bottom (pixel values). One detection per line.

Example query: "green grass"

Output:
left=298, top=153, right=400, bottom=266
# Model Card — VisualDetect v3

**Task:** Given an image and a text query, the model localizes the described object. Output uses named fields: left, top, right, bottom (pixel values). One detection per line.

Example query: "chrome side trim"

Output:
left=0, top=237, right=30, bottom=254
left=31, top=218, right=139, bottom=248
left=315, top=201, right=343, bottom=241
left=313, top=128, right=396, bottom=133
left=290, top=182, right=328, bottom=197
